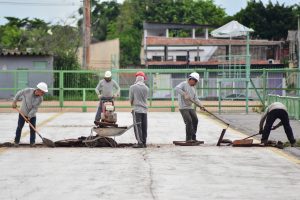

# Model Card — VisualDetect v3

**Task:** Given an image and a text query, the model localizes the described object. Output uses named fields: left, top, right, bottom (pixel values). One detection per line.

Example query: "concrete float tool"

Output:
left=15, top=108, right=55, bottom=147
left=188, top=99, right=230, bottom=146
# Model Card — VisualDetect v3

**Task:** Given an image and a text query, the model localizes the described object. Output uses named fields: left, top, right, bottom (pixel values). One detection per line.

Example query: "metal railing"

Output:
left=0, top=68, right=299, bottom=113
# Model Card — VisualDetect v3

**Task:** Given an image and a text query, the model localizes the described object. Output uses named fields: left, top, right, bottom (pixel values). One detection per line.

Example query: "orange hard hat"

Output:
left=135, top=71, right=147, bottom=79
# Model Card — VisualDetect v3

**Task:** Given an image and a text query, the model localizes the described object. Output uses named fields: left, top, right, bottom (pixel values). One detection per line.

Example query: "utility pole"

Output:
left=82, top=0, right=91, bottom=69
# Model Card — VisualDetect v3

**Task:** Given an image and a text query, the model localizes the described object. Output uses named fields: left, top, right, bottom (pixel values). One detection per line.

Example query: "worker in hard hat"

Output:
left=259, top=102, right=296, bottom=147
left=12, top=82, right=48, bottom=147
left=95, top=70, right=120, bottom=123
left=129, top=71, right=149, bottom=148
left=175, top=72, right=205, bottom=142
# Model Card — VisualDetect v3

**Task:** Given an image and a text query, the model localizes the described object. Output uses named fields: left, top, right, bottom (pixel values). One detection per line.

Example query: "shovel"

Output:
left=15, top=108, right=55, bottom=147
left=189, top=99, right=230, bottom=127
left=189, top=99, right=230, bottom=146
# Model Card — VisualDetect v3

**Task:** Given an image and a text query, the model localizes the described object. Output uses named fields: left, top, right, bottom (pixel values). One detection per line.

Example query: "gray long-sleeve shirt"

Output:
left=95, top=79, right=120, bottom=97
left=13, top=88, right=43, bottom=118
left=259, top=102, right=288, bottom=130
left=175, top=81, right=201, bottom=110
left=129, top=82, right=149, bottom=113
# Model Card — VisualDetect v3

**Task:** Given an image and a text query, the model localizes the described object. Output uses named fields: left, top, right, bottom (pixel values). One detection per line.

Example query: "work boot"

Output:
left=143, top=143, right=147, bottom=148
left=193, top=140, right=204, bottom=144
left=30, top=143, right=36, bottom=148
left=132, top=143, right=144, bottom=148
left=291, top=141, right=296, bottom=147
left=261, top=139, right=268, bottom=146
left=14, top=143, right=19, bottom=148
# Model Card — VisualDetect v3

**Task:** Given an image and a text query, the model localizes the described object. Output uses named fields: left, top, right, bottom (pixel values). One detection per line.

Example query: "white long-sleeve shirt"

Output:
left=175, top=81, right=201, bottom=110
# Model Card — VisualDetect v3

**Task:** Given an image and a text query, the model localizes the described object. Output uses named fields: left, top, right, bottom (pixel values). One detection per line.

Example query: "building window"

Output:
left=176, top=56, right=187, bottom=61
left=152, top=56, right=163, bottom=61
left=33, top=61, right=47, bottom=70
left=194, top=56, right=201, bottom=61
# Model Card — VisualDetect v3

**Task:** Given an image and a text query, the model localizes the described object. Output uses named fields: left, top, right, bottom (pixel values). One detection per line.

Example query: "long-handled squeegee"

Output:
left=189, top=99, right=230, bottom=146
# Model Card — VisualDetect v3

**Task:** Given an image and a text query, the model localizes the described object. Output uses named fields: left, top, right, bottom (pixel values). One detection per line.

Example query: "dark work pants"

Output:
left=132, top=112, right=148, bottom=144
left=95, top=101, right=102, bottom=121
left=262, top=109, right=296, bottom=144
left=15, top=114, right=36, bottom=144
left=179, top=109, right=198, bottom=141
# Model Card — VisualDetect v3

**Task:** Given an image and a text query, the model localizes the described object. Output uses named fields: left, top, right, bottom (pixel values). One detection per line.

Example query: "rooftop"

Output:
left=145, top=36, right=283, bottom=46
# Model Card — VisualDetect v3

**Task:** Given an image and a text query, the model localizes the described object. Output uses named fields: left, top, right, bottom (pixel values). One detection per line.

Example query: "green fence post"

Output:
left=13, top=71, right=17, bottom=95
left=218, top=81, right=221, bottom=114
left=59, top=71, right=64, bottom=109
left=262, top=69, right=267, bottom=110
left=82, top=89, right=87, bottom=112
left=149, top=72, right=153, bottom=107
left=204, top=70, right=209, bottom=98
left=171, top=89, right=175, bottom=112
left=245, top=80, right=249, bottom=114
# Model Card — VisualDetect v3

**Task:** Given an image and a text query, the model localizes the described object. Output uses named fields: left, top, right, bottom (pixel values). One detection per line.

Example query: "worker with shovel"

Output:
left=259, top=102, right=296, bottom=147
left=175, top=72, right=205, bottom=142
left=129, top=71, right=149, bottom=148
left=12, top=82, right=48, bottom=147
left=94, top=71, right=120, bottom=123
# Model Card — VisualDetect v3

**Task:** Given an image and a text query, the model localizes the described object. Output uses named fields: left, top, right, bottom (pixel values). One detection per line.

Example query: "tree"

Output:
left=234, top=0, right=300, bottom=40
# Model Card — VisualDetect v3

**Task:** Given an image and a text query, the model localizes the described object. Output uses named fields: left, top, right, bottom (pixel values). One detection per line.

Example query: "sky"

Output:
left=0, top=0, right=299, bottom=26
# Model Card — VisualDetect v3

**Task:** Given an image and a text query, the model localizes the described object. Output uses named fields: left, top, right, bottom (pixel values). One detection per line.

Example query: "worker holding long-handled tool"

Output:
left=129, top=72, right=149, bottom=148
left=259, top=102, right=296, bottom=147
left=175, top=72, right=205, bottom=142
left=12, top=82, right=48, bottom=147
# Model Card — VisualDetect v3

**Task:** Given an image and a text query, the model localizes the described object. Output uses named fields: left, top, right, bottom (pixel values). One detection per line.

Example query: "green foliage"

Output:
left=234, top=0, right=300, bottom=40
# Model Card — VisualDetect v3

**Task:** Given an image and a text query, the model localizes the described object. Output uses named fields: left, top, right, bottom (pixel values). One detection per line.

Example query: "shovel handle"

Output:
left=14, top=108, right=43, bottom=140
left=242, top=132, right=261, bottom=140
left=189, top=99, right=230, bottom=127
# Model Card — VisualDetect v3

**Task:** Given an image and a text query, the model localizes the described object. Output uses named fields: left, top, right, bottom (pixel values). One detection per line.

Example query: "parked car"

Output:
left=222, top=93, right=253, bottom=101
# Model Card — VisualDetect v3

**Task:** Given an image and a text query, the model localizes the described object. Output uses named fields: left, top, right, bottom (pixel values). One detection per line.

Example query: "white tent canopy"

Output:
left=211, top=20, right=254, bottom=38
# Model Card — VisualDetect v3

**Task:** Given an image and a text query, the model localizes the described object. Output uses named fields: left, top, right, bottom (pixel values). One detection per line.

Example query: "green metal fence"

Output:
left=268, top=95, right=300, bottom=120
left=0, top=68, right=299, bottom=113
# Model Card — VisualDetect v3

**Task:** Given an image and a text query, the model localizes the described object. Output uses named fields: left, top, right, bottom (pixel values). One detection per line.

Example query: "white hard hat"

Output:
left=188, top=72, right=200, bottom=82
left=37, top=82, right=48, bottom=93
left=104, top=71, right=112, bottom=78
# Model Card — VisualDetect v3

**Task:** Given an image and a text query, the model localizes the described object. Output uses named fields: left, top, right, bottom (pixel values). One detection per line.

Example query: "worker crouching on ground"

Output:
left=175, top=72, right=205, bottom=142
left=12, top=82, right=48, bottom=147
left=259, top=102, right=296, bottom=147
left=129, top=71, right=149, bottom=148
left=94, top=70, right=120, bottom=123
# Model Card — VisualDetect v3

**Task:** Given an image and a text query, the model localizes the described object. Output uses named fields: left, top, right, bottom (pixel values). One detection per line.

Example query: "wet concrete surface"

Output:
left=0, top=112, right=300, bottom=200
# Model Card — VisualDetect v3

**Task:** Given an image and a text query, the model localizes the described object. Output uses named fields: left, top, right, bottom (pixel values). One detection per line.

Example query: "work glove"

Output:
left=98, top=95, right=102, bottom=99
left=12, top=102, right=17, bottom=108
left=184, top=93, right=191, bottom=100
left=199, top=106, right=206, bottom=111
left=113, top=93, right=120, bottom=98
left=259, top=130, right=263, bottom=135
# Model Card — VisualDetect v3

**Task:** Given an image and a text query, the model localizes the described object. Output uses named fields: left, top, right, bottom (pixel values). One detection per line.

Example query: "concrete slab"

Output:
left=0, top=112, right=300, bottom=200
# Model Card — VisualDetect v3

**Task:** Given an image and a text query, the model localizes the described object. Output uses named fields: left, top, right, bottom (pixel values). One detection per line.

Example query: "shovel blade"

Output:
left=42, top=138, right=55, bottom=148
